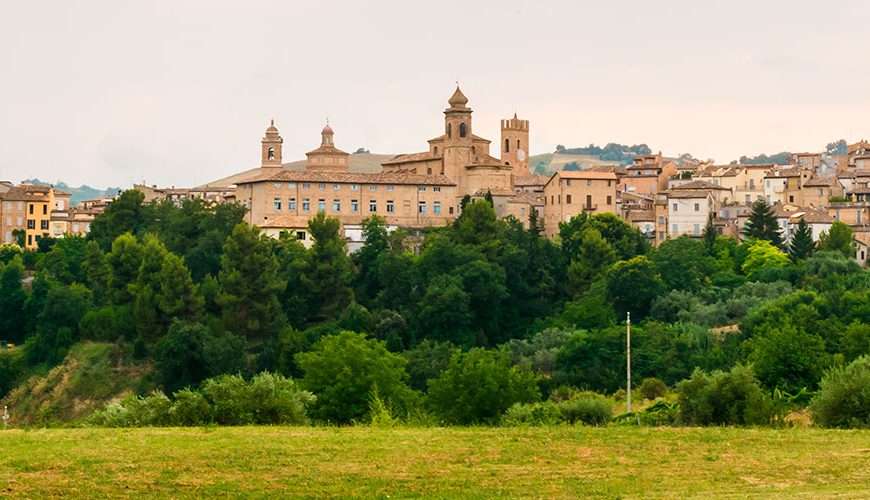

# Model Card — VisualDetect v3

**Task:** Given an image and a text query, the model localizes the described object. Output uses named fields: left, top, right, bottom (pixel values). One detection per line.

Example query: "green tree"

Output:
left=218, top=223, right=284, bottom=339
left=788, top=218, right=816, bottom=262
left=352, top=216, right=389, bottom=306
left=749, top=325, right=830, bottom=392
left=741, top=240, right=789, bottom=278
left=652, top=236, right=716, bottom=292
left=82, top=241, right=110, bottom=305
left=417, top=274, right=474, bottom=347
left=153, top=321, right=246, bottom=394
left=452, top=200, right=501, bottom=250
left=106, top=233, right=144, bottom=305
left=817, top=221, right=855, bottom=258
left=89, top=190, right=147, bottom=250
left=810, top=355, right=870, bottom=428
left=566, top=228, right=616, bottom=296
left=605, top=256, right=663, bottom=319
left=744, top=199, right=783, bottom=247
left=302, top=212, right=353, bottom=321
left=426, top=348, right=540, bottom=425
left=295, top=331, right=418, bottom=423
left=0, top=257, right=28, bottom=343
left=702, top=212, right=716, bottom=255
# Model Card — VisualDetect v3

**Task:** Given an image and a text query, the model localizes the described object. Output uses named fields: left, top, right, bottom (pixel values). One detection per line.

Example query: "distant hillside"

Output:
left=23, top=179, right=120, bottom=206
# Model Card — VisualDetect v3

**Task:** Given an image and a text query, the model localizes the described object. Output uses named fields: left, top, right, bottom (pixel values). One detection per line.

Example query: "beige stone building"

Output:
left=542, top=171, right=618, bottom=236
left=233, top=88, right=540, bottom=243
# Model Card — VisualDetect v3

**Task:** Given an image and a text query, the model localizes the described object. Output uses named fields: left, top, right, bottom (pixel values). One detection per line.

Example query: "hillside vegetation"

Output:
left=1, top=342, right=149, bottom=425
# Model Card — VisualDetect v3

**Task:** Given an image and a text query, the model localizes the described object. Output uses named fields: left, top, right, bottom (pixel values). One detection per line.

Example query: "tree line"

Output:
left=0, top=190, right=867, bottom=427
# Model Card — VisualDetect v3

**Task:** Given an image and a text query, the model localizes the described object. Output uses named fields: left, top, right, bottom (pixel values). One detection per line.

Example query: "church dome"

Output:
left=321, top=124, right=334, bottom=135
left=448, top=86, right=468, bottom=107
left=266, top=119, right=278, bottom=133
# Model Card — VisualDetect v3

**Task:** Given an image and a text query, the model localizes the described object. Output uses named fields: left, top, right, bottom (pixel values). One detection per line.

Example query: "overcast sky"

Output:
left=2, top=1, right=868, bottom=188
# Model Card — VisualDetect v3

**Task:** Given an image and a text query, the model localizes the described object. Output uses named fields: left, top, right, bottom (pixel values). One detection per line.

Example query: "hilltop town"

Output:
left=3, top=87, right=867, bottom=264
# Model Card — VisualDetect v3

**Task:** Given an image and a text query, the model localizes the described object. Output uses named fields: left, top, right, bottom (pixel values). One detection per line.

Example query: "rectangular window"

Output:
left=606, top=195, right=612, bottom=205
left=387, top=185, right=394, bottom=191
left=274, top=198, right=282, bottom=210
left=318, top=183, right=325, bottom=190
left=302, top=198, right=311, bottom=211
left=433, top=201, right=441, bottom=214
left=693, top=223, right=700, bottom=235
left=351, top=184, right=359, bottom=191
left=418, top=186, right=426, bottom=192
left=672, top=223, right=679, bottom=234
left=433, top=186, right=441, bottom=192
left=289, top=198, right=297, bottom=211
left=745, top=194, right=751, bottom=205
left=296, top=231, right=306, bottom=241
left=333, top=184, right=340, bottom=190
left=369, top=200, right=377, bottom=212
left=586, top=179, right=592, bottom=187
left=351, top=200, right=359, bottom=212
left=418, top=201, right=426, bottom=213
left=274, top=183, right=282, bottom=189
left=42, top=205, right=47, bottom=215
left=303, top=183, right=310, bottom=189
left=386, top=200, right=394, bottom=213
left=607, top=180, right=612, bottom=187
left=818, top=188, right=824, bottom=196
left=694, top=203, right=700, bottom=211
left=17, top=217, right=22, bottom=226
left=658, top=216, right=665, bottom=224
left=29, top=204, right=34, bottom=215
left=27, top=220, right=35, bottom=229
left=586, top=195, right=592, bottom=207
left=318, top=199, right=326, bottom=211
left=765, top=180, right=770, bottom=188
left=370, top=185, right=377, bottom=191
left=41, top=220, right=49, bottom=230
left=672, top=203, right=678, bottom=212
left=288, top=183, right=296, bottom=189
left=332, top=199, right=341, bottom=212
left=566, top=194, right=572, bottom=204
left=566, top=179, right=572, bottom=186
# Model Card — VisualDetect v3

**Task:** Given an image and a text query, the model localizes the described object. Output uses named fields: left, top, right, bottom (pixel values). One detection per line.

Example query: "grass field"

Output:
left=1, top=426, right=868, bottom=498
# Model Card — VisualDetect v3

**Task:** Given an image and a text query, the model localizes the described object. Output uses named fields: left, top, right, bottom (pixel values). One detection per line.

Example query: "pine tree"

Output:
left=744, top=199, right=783, bottom=247
left=528, top=208, right=542, bottom=238
left=302, top=212, right=354, bottom=321
left=702, top=212, right=717, bottom=255
left=218, top=223, right=285, bottom=339
left=82, top=241, right=110, bottom=305
left=788, top=218, right=815, bottom=263
left=567, top=228, right=616, bottom=296
left=106, top=233, right=144, bottom=305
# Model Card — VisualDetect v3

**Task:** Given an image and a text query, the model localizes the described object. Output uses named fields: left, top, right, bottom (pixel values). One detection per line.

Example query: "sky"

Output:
left=1, top=0, right=869, bottom=188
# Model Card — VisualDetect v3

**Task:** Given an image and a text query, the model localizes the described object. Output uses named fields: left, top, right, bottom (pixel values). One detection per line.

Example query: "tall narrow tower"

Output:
left=261, top=119, right=283, bottom=169
left=501, top=113, right=530, bottom=177
left=442, top=86, right=474, bottom=181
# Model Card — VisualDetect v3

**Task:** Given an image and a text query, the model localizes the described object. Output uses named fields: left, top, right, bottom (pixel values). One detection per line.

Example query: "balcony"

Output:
left=582, top=204, right=598, bottom=211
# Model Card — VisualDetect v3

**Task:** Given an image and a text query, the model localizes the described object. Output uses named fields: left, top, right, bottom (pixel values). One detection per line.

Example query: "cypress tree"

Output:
left=702, top=212, right=717, bottom=255
left=788, top=218, right=815, bottom=263
left=744, top=199, right=783, bottom=247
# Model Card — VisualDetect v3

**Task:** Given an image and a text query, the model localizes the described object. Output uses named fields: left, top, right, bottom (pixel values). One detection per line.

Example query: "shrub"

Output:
left=810, top=356, right=870, bottom=429
left=169, top=388, right=210, bottom=426
left=558, top=394, right=612, bottom=425
left=426, top=348, right=540, bottom=425
left=639, top=377, right=668, bottom=400
left=502, top=401, right=562, bottom=426
left=676, top=364, right=774, bottom=426
left=88, top=391, right=172, bottom=427
left=296, top=331, right=417, bottom=424
left=245, top=372, right=315, bottom=425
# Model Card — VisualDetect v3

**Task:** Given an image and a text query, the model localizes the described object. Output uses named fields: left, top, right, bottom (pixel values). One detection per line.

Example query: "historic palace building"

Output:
left=233, top=87, right=547, bottom=246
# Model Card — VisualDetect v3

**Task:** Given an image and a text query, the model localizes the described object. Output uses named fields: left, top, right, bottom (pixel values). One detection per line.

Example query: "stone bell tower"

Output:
left=442, top=86, right=474, bottom=181
left=501, top=113, right=530, bottom=178
left=261, top=119, right=283, bottom=169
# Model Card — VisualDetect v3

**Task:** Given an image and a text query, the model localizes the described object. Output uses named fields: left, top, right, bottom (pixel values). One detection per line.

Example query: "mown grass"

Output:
left=0, top=426, right=867, bottom=498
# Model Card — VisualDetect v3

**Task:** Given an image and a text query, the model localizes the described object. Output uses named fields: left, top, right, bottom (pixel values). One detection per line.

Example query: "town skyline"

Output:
left=2, top=1, right=869, bottom=187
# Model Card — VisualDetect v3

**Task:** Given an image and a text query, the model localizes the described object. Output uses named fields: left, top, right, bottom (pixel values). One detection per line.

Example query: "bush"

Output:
left=169, top=388, right=210, bottom=426
left=502, top=401, right=562, bottom=426
left=639, top=377, right=668, bottom=400
left=87, top=391, right=172, bottom=427
left=558, top=394, right=612, bottom=425
left=426, top=348, right=540, bottom=425
left=810, top=356, right=870, bottom=429
left=676, top=364, right=774, bottom=426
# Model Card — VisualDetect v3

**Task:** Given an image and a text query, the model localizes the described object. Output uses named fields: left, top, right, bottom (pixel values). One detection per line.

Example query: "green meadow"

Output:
left=1, top=426, right=867, bottom=498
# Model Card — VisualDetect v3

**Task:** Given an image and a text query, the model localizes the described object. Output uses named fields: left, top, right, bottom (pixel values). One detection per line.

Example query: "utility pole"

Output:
left=626, top=312, right=632, bottom=413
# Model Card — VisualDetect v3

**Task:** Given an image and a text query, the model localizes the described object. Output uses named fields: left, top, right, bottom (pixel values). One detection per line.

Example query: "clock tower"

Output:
left=500, top=113, right=530, bottom=178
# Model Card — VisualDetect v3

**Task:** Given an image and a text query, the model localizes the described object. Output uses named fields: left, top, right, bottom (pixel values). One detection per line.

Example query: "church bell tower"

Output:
left=261, top=119, right=283, bottom=169
left=501, top=113, right=530, bottom=177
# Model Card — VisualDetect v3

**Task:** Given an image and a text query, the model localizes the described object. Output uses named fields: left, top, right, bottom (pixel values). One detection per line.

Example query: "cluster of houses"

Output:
left=3, top=88, right=867, bottom=265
